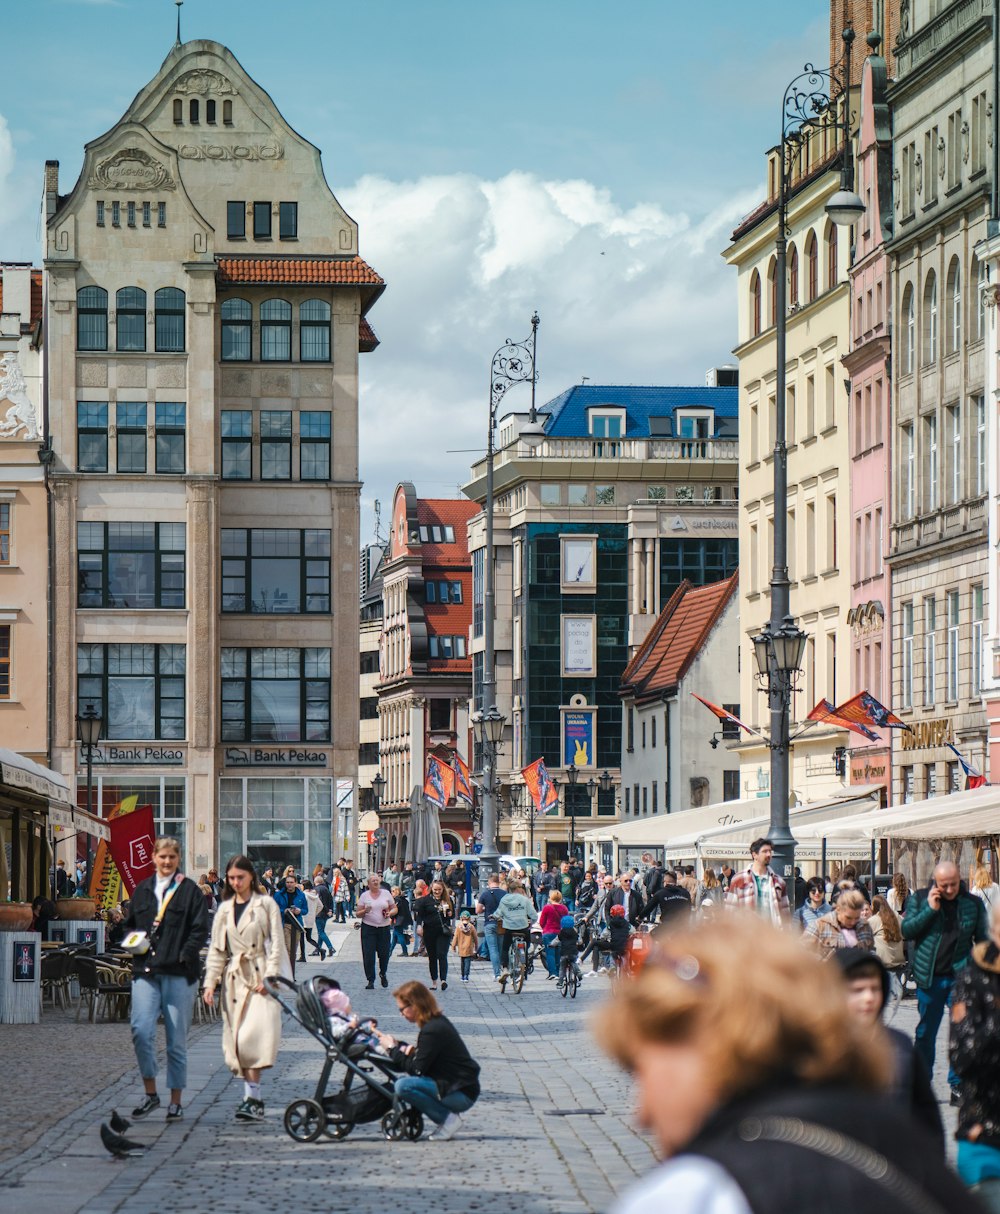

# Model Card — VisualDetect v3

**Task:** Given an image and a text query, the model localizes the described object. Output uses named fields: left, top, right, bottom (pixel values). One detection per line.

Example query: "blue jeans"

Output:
left=389, top=926, right=409, bottom=957
left=394, top=1075, right=475, bottom=1126
left=541, top=931, right=558, bottom=975
left=131, top=973, right=197, bottom=1091
left=483, top=921, right=501, bottom=977
left=314, top=915, right=335, bottom=955
left=915, top=975, right=957, bottom=1086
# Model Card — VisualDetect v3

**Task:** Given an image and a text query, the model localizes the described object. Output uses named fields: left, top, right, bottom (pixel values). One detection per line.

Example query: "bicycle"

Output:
left=500, top=932, right=529, bottom=994
left=558, top=955, right=579, bottom=999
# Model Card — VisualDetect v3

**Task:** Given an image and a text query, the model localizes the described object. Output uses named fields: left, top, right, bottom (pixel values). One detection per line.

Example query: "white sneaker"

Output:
left=428, top=1112, right=462, bottom=1141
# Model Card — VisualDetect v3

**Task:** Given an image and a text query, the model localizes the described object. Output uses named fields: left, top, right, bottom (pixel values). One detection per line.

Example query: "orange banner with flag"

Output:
left=453, top=753, right=474, bottom=807
left=522, top=758, right=559, bottom=816
left=424, top=754, right=455, bottom=809
left=88, top=795, right=139, bottom=911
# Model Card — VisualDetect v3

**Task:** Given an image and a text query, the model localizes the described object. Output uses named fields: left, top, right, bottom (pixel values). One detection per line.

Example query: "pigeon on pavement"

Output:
left=109, top=1109, right=131, bottom=1135
left=100, top=1122, right=146, bottom=1158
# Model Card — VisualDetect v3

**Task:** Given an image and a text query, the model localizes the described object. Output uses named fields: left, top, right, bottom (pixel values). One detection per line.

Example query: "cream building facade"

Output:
left=43, top=38, right=382, bottom=874
left=724, top=119, right=855, bottom=807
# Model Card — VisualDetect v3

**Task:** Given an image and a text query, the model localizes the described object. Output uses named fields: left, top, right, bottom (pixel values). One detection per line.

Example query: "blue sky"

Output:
left=0, top=0, right=827, bottom=531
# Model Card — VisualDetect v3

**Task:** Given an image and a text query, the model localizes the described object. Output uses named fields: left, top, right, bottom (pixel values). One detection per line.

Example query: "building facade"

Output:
left=619, top=574, right=740, bottom=819
left=464, top=383, right=739, bottom=862
left=886, top=0, right=992, bottom=802
left=376, top=484, right=477, bottom=859
left=843, top=45, right=894, bottom=804
left=43, top=38, right=382, bottom=874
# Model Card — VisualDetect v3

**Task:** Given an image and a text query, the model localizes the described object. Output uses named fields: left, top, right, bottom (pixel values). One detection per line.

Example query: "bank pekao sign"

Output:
left=90, top=744, right=184, bottom=766
left=224, top=747, right=328, bottom=768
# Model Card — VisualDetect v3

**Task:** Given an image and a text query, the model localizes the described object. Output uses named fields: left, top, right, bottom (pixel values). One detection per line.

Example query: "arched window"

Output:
left=260, top=298, right=292, bottom=361
left=154, top=288, right=185, bottom=352
left=299, top=298, right=331, bottom=361
left=767, top=256, right=777, bottom=327
left=923, top=271, right=938, bottom=364
left=946, top=257, right=961, bottom=354
left=77, top=286, right=108, bottom=351
left=115, top=286, right=146, bottom=352
left=223, top=99, right=233, bottom=125
left=206, top=99, right=216, bottom=125
left=221, top=297, right=251, bottom=361
left=805, top=231, right=818, bottom=301
left=172, top=99, right=183, bottom=125
left=901, top=284, right=915, bottom=376
left=750, top=270, right=762, bottom=337
left=788, top=243, right=799, bottom=308
left=826, top=222, right=838, bottom=290
left=189, top=99, right=199, bottom=124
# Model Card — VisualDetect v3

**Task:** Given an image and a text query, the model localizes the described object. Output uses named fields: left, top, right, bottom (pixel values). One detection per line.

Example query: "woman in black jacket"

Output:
left=121, top=836, right=208, bottom=1123
left=412, top=880, right=455, bottom=991
left=375, top=980, right=480, bottom=1142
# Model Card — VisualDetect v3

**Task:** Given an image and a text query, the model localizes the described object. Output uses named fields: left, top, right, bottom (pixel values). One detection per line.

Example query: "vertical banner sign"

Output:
left=12, top=940, right=37, bottom=982
left=109, top=804, right=156, bottom=896
left=563, top=709, right=595, bottom=769
left=89, top=795, right=139, bottom=911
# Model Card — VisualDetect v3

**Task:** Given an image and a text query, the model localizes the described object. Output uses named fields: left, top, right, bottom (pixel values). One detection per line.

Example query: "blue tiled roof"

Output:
left=536, top=384, right=738, bottom=438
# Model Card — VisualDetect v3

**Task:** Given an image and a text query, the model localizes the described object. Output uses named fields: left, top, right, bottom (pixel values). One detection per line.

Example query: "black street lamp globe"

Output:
left=565, top=764, right=579, bottom=786
left=77, top=702, right=103, bottom=747
left=599, top=769, right=613, bottom=794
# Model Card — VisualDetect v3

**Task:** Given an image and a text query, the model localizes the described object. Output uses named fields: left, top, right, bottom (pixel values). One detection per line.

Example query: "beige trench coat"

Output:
left=204, top=893, right=290, bottom=1074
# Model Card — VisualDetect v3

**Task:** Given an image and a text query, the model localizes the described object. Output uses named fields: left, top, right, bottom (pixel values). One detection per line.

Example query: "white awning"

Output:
left=0, top=747, right=70, bottom=804
left=579, top=794, right=766, bottom=849
left=818, top=785, right=999, bottom=845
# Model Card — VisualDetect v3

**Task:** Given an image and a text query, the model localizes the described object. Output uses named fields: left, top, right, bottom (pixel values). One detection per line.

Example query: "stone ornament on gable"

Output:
left=88, top=147, right=176, bottom=191
left=0, top=353, right=40, bottom=441
left=173, top=69, right=237, bottom=95
left=178, top=141, right=284, bottom=162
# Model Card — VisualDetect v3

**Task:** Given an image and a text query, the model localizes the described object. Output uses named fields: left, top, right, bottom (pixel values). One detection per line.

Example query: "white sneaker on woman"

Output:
left=428, top=1112, right=462, bottom=1141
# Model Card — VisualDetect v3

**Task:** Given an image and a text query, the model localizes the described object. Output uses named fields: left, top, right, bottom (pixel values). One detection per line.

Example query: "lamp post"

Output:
left=760, top=27, right=863, bottom=889
left=371, top=771, right=385, bottom=875
left=76, top=701, right=103, bottom=881
left=564, top=765, right=579, bottom=862
left=478, top=314, right=538, bottom=887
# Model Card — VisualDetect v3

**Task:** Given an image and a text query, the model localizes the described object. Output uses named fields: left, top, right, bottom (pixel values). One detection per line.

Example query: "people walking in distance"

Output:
left=575, top=865, right=599, bottom=914
left=886, top=870, right=910, bottom=916
left=121, top=836, right=208, bottom=1123
left=902, top=860, right=988, bottom=1097
left=341, top=858, right=358, bottom=913
left=793, top=877, right=831, bottom=931
left=451, top=910, right=479, bottom=982
left=330, top=863, right=349, bottom=923
left=400, top=861, right=416, bottom=902
left=639, top=870, right=692, bottom=929
left=300, top=879, right=320, bottom=963
left=355, top=871, right=397, bottom=990
left=970, top=864, right=1000, bottom=915
left=412, top=879, right=455, bottom=990
left=951, top=899, right=1000, bottom=1207
left=495, top=879, right=537, bottom=983
left=556, top=861, right=578, bottom=911
left=831, top=863, right=871, bottom=906
left=411, top=879, right=429, bottom=955
left=259, top=866, right=275, bottom=894
left=538, top=889, right=566, bottom=977
left=203, top=855, right=289, bottom=1122
left=698, top=868, right=723, bottom=909
left=868, top=895, right=905, bottom=997
left=389, top=885, right=413, bottom=958
left=310, top=874, right=335, bottom=960
left=273, top=874, right=307, bottom=979
left=610, top=873, right=645, bottom=926
left=533, top=861, right=555, bottom=911
left=805, top=890, right=875, bottom=962
left=725, top=837, right=789, bottom=923
left=476, top=872, right=505, bottom=979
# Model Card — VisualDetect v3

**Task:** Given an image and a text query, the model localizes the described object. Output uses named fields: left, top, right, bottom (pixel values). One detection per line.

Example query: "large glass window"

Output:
left=155, top=403, right=186, bottom=473
left=428, top=635, right=467, bottom=658
left=472, top=548, right=484, bottom=638
left=84, top=776, right=187, bottom=856
left=116, top=403, right=147, bottom=473
left=261, top=410, right=292, bottom=479
left=78, top=522, right=185, bottom=609
left=253, top=201, right=272, bottom=240
left=78, top=643, right=185, bottom=739
left=299, top=298, right=330, bottom=361
left=227, top=200, right=246, bottom=239
left=221, top=647, right=330, bottom=742
left=221, top=528, right=330, bottom=614
left=221, top=409, right=252, bottom=479
left=261, top=298, right=291, bottom=361
left=154, top=288, right=185, bottom=352
left=300, top=411, right=331, bottom=479
left=425, top=580, right=463, bottom=604
left=218, top=776, right=331, bottom=877
left=116, top=286, right=147, bottom=352
left=77, top=402, right=108, bottom=472
left=221, top=297, right=251, bottom=361
left=279, top=202, right=298, bottom=240
left=77, top=286, right=108, bottom=351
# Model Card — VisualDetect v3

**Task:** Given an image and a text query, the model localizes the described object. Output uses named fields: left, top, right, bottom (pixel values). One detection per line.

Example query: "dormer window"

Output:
left=676, top=411, right=713, bottom=439
left=588, top=408, right=625, bottom=456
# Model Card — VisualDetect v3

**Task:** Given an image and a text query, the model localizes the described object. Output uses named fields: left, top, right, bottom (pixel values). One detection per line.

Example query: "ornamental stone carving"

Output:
left=173, top=69, right=237, bottom=95
left=0, top=353, right=40, bottom=441
left=88, top=147, right=176, bottom=191
left=178, top=142, right=283, bottom=162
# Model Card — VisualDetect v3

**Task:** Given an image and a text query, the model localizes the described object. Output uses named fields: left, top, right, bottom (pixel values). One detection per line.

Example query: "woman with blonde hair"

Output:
left=597, top=916, right=977, bottom=1214
left=886, top=871, right=910, bottom=916
left=805, top=889, right=875, bottom=961
left=970, top=863, right=1000, bottom=913
left=869, top=895, right=905, bottom=994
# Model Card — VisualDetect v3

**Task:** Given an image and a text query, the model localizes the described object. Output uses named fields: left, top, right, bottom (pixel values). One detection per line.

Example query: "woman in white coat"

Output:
left=203, top=855, right=290, bottom=1122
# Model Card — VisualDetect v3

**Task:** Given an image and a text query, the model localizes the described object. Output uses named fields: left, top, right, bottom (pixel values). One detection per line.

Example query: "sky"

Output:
left=0, top=0, right=827, bottom=541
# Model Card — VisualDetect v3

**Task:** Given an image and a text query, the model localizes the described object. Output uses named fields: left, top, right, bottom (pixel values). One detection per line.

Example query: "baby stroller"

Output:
left=265, top=975, right=425, bottom=1143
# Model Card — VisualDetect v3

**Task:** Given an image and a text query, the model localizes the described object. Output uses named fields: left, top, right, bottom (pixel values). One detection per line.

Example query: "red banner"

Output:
left=89, top=795, right=137, bottom=911
left=109, top=805, right=156, bottom=897
left=522, top=758, right=559, bottom=816
left=424, top=755, right=455, bottom=809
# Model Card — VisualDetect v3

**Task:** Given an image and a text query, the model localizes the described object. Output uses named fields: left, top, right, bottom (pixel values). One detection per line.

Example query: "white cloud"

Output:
left=343, top=169, right=759, bottom=537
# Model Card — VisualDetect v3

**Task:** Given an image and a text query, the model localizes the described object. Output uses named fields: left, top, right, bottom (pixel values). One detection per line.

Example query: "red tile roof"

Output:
left=359, top=317, right=379, bottom=353
left=621, top=574, right=738, bottom=705
left=216, top=254, right=385, bottom=315
left=417, top=499, right=478, bottom=564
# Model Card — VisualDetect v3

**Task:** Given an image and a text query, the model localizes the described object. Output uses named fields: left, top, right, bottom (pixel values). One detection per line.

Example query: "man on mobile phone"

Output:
left=902, top=860, right=988, bottom=1100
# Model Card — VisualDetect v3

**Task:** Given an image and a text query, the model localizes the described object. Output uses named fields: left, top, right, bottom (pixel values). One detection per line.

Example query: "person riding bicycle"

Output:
left=557, top=913, right=583, bottom=982
left=495, top=880, right=536, bottom=986
left=606, top=904, right=633, bottom=971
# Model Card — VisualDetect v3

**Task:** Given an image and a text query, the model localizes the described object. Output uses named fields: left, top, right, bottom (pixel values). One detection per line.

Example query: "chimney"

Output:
left=1, top=265, right=32, bottom=328
left=44, top=160, right=59, bottom=221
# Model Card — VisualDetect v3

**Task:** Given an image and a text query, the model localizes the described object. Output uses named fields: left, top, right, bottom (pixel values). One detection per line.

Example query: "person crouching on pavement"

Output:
left=596, top=916, right=980, bottom=1214
left=374, top=980, right=481, bottom=1141
left=451, top=910, right=479, bottom=982
left=203, top=854, right=289, bottom=1122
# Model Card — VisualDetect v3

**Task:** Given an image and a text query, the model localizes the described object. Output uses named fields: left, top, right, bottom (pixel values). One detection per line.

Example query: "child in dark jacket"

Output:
left=557, top=914, right=582, bottom=980
left=607, top=905, right=633, bottom=964
left=390, top=886, right=413, bottom=958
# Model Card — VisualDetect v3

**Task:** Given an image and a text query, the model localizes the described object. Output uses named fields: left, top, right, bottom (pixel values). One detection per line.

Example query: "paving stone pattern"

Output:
left=2, top=930, right=957, bottom=1214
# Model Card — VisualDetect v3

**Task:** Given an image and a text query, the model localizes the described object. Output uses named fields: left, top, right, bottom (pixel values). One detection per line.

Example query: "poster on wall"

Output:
left=12, top=940, right=37, bottom=983
left=562, top=615, right=596, bottom=677
left=562, top=708, right=596, bottom=769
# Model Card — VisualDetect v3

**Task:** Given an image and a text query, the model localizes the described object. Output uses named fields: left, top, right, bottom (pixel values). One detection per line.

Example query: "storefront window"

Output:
left=218, top=776, right=332, bottom=874
left=80, top=776, right=187, bottom=858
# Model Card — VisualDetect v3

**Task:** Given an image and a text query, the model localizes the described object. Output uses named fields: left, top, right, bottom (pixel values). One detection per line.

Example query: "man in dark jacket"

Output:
left=639, top=870, right=691, bottom=927
left=902, top=860, right=988, bottom=1096
left=533, top=863, right=554, bottom=911
left=610, top=874, right=645, bottom=925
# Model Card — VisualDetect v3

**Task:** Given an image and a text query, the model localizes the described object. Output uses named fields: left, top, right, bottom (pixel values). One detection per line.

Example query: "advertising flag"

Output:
left=691, top=693, right=752, bottom=735
left=453, top=753, right=474, bottom=807
left=88, top=795, right=138, bottom=911
left=806, top=698, right=881, bottom=742
left=945, top=743, right=988, bottom=790
left=835, top=691, right=909, bottom=730
left=424, top=754, right=455, bottom=809
left=522, top=758, right=559, bottom=816
left=109, top=804, right=157, bottom=896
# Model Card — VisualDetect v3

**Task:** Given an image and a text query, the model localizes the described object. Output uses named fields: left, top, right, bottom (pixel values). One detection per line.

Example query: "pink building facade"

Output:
left=842, top=47, right=892, bottom=805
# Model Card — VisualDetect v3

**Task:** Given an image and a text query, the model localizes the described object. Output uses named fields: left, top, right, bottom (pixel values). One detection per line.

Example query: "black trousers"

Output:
left=425, top=933, right=449, bottom=983
left=361, top=924, right=391, bottom=983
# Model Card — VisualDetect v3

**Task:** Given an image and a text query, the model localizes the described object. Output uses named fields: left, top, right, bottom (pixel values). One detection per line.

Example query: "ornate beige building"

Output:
left=43, top=38, right=382, bottom=873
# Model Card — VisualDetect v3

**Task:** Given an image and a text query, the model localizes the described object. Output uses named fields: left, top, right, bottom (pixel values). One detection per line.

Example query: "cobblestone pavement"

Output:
left=2, top=932, right=958, bottom=1214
